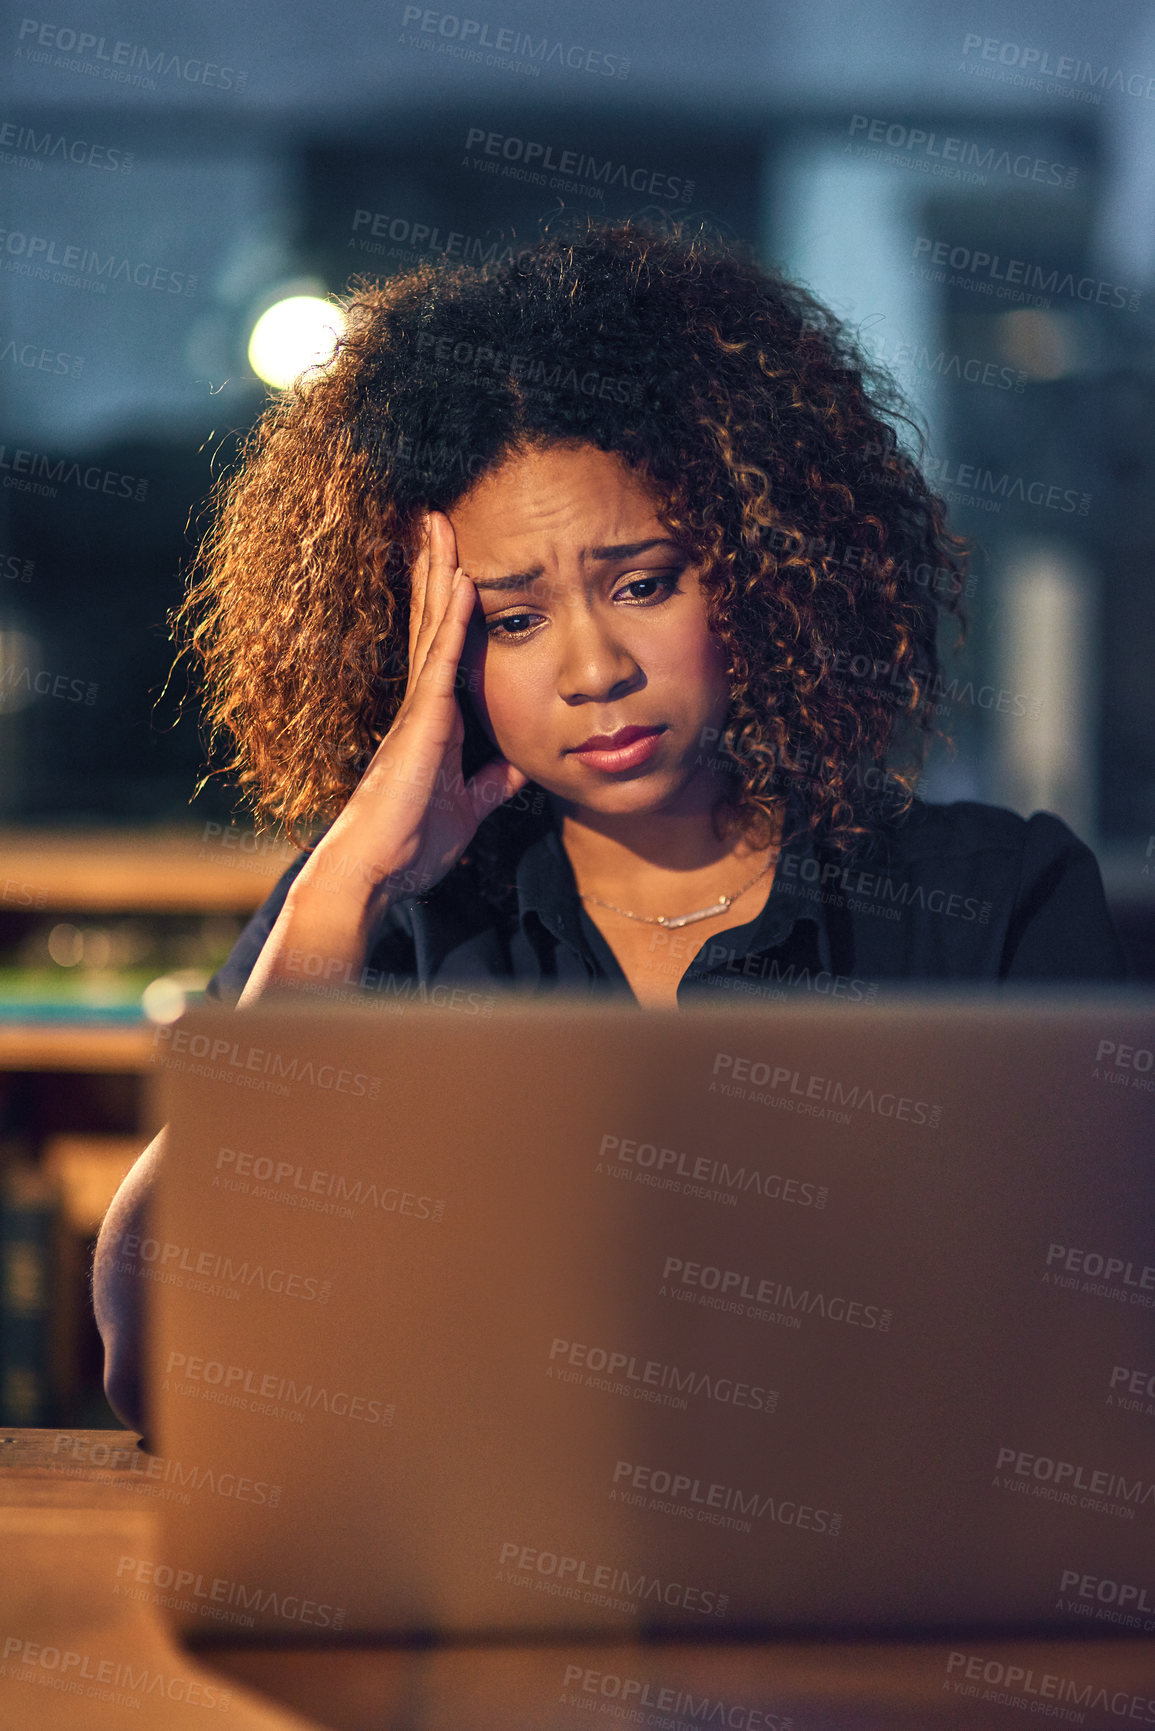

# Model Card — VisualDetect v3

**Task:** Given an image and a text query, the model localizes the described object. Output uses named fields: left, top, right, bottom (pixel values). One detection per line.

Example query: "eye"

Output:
left=483, top=570, right=683, bottom=644
left=614, top=571, right=683, bottom=603
left=484, top=610, right=542, bottom=642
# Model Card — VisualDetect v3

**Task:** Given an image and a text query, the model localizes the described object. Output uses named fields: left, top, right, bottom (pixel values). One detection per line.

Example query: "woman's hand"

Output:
left=294, top=510, right=528, bottom=916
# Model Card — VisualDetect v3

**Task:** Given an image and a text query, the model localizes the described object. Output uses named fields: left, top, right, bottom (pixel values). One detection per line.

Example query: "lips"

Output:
left=570, top=725, right=665, bottom=753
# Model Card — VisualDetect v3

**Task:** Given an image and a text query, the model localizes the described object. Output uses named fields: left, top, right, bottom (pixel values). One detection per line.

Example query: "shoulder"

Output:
left=868, top=798, right=1127, bottom=980
left=878, top=797, right=1070, bottom=863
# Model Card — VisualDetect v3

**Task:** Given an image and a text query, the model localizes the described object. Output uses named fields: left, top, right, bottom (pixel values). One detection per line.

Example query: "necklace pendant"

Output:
left=659, top=897, right=731, bottom=929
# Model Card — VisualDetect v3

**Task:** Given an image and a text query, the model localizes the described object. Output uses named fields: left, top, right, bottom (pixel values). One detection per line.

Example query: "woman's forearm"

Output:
left=237, top=870, right=384, bottom=1006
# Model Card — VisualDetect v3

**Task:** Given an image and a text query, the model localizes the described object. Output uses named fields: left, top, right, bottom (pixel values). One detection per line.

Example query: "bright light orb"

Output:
left=247, top=295, right=345, bottom=390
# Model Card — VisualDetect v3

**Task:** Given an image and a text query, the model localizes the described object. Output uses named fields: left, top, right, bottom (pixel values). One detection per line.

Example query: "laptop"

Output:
left=135, top=991, right=1155, bottom=1642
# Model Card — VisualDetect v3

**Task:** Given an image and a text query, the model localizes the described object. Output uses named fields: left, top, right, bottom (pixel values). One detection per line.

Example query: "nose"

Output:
left=554, top=606, right=644, bottom=705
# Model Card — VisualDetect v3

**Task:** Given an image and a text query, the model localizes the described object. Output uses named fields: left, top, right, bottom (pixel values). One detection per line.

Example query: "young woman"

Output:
left=94, top=220, right=1124, bottom=1428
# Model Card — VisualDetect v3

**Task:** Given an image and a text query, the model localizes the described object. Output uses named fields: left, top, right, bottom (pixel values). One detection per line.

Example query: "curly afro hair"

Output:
left=174, top=217, right=966, bottom=902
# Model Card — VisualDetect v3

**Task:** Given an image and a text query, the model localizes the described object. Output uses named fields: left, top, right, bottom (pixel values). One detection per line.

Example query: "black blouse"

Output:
left=206, top=798, right=1128, bottom=1009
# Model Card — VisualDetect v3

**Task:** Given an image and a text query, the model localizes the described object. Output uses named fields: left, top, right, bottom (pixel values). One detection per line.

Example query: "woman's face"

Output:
left=452, top=442, right=733, bottom=819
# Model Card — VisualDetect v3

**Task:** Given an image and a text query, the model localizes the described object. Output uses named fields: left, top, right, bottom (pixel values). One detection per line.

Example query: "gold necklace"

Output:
left=578, top=855, right=775, bottom=930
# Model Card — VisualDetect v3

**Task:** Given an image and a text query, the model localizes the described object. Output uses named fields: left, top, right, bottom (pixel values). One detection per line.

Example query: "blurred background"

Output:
left=1, top=0, right=1153, bottom=1421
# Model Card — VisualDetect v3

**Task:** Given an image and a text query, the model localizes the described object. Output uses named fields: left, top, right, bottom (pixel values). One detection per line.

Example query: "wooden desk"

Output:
left=3, top=1431, right=1153, bottom=1731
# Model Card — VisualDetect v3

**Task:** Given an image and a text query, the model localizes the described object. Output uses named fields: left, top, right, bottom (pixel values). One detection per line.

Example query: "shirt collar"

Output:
left=513, top=797, right=833, bottom=972
left=696, top=804, right=833, bottom=974
left=515, top=820, right=582, bottom=949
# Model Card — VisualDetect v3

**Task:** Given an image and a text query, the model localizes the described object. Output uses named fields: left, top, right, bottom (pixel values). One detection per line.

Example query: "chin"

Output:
left=557, top=774, right=686, bottom=812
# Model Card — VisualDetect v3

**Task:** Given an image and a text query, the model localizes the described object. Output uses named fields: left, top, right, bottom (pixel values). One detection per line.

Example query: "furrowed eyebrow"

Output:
left=588, top=537, right=679, bottom=561
left=470, top=538, right=680, bottom=593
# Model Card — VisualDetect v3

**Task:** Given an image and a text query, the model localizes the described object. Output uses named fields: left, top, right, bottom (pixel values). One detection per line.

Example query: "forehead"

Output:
left=448, top=443, right=665, bottom=572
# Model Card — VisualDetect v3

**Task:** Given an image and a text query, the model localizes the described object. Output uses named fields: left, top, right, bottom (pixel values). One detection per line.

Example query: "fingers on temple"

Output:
left=418, top=567, right=475, bottom=696
left=408, top=515, right=433, bottom=666
left=412, top=512, right=459, bottom=668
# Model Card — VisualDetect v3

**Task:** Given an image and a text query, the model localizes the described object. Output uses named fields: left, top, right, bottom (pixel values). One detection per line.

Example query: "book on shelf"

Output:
left=1, top=1153, right=57, bottom=1425
left=0, top=1136, right=142, bottom=1427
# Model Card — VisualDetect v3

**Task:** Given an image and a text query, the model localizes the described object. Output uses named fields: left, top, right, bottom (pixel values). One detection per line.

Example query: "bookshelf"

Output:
left=0, top=825, right=294, bottom=914
left=0, top=826, right=289, bottom=1428
left=0, top=1026, right=155, bottom=1071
